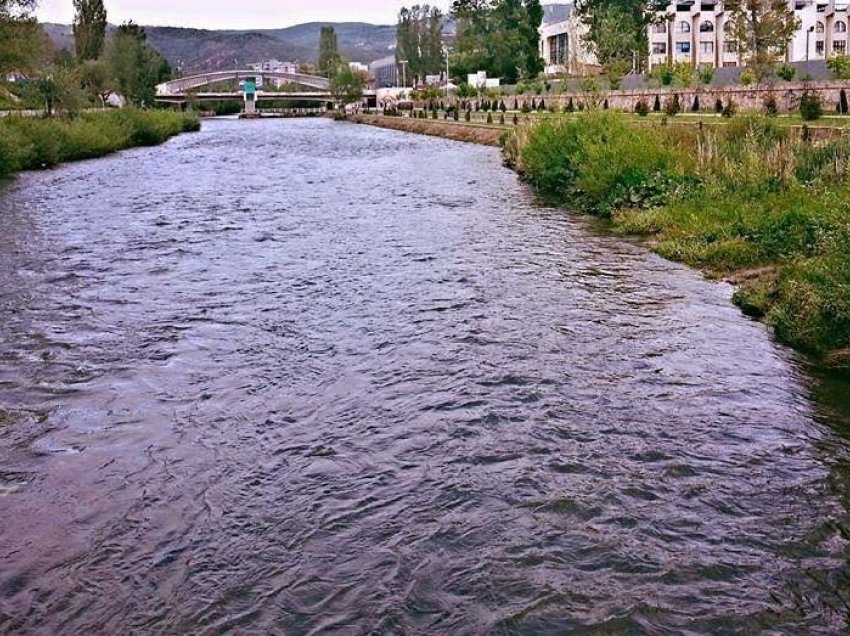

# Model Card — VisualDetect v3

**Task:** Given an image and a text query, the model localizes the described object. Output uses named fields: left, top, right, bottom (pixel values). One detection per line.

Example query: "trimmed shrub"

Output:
left=777, top=64, right=796, bottom=81
left=800, top=91, right=823, bottom=121
left=635, top=99, right=650, bottom=116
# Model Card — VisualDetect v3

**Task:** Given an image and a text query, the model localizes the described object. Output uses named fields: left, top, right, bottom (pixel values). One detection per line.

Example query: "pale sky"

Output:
left=35, top=0, right=450, bottom=29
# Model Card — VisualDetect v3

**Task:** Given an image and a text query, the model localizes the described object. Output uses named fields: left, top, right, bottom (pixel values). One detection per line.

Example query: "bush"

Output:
left=566, top=98, right=575, bottom=113
left=800, top=91, right=823, bottom=121
left=635, top=99, right=649, bottom=116
left=664, top=94, right=681, bottom=116
left=653, top=94, right=661, bottom=112
left=740, top=69, right=757, bottom=86
left=763, top=95, right=778, bottom=116
left=691, top=95, right=700, bottom=112
left=840, top=89, right=849, bottom=115
left=715, top=98, right=724, bottom=114
left=699, top=66, right=715, bottom=85
left=828, top=55, right=850, bottom=80
left=777, top=64, right=796, bottom=81
left=722, top=101, right=736, bottom=118
left=513, top=111, right=676, bottom=213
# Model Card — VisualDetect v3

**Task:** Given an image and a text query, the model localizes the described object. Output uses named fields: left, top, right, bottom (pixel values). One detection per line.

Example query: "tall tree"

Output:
left=318, top=26, right=340, bottom=75
left=73, top=0, right=108, bottom=62
left=397, top=5, right=445, bottom=83
left=107, top=22, right=171, bottom=107
left=329, top=62, right=366, bottom=106
left=451, top=0, right=544, bottom=84
left=0, top=0, right=44, bottom=74
left=724, top=0, right=799, bottom=73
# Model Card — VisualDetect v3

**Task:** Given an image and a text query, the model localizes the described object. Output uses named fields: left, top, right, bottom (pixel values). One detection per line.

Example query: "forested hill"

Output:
left=41, top=4, right=571, bottom=73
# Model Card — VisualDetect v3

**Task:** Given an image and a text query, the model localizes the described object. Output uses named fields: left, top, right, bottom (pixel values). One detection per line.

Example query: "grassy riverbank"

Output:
left=503, top=112, right=850, bottom=370
left=0, top=109, right=201, bottom=177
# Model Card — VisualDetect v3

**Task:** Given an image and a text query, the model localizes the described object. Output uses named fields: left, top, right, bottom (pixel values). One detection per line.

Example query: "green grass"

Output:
left=0, top=109, right=200, bottom=177
left=504, top=111, right=850, bottom=367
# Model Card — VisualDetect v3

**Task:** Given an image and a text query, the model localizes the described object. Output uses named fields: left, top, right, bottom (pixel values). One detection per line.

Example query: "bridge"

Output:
left=156, top=70, right=331, bottom=96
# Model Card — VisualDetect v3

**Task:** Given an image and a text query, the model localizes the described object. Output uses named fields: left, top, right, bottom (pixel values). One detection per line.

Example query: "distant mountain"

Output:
left=42, top=5, right=571, bottom=73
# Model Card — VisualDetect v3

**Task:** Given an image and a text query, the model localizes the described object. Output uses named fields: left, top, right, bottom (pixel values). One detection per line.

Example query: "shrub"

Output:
left=513, top=111, right=675, bottom=213
left=635, top=99, right=650, bottom=116
left=777, top=64, right=796, bottom=81
left=566, top=98, right=575, bottom=113
left=840, top=89, right=849, bottom=115
left=521, top=101, right=532, bottom=113
left=538, top=98, right=546, bottom=111
left=664, top=94, right=681, bottom=116
left=722, top=101, right=736, bottom=118
left=763, top=95, right=778, bottom=116
left=800, top=91, right=823, bottom=121
left=691, top=95, right=700, bottom=112
left=740, top=69, right=757, bottom=86
left=653, top=94, right=662, bottom=112
left=699, top=66, right=715, bottom=85
left=487, top=112, right=493, bottom=124
left=827, top=55, right=850, bottom=80
left=715, top=98, right=724, bottom=114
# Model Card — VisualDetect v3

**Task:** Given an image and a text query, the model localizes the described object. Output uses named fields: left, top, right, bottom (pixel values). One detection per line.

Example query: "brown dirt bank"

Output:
left=351, top=115, right=508, bottom=147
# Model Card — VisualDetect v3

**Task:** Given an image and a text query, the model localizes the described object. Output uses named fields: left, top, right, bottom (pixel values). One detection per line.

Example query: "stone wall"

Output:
left=511, top=81, right=850, bottom=114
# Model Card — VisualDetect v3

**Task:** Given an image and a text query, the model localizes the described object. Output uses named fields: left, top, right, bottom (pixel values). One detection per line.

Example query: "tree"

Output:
left=108, top=22, right=172, bottom=107
left=575, top=0, right=650, bottom=74
left=724, top=0, right=799, bottom=75
left=318, top=26, right=340, bottom=76
left=450, top=0, right=544, bottom=84
left=0, top=0, right=45, bottom=74
left=38, top=65, right=85, bottom=117
left=330, top=62, right=365, bottom=107
left=73, top=0, right=107, bottom=62
left=79, top=59, right=113, bottom=106
left=397, top=5, right=445, bottom=83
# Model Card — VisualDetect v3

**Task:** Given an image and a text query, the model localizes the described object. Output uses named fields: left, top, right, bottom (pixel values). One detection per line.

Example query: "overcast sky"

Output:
left=35, top=0, right=451, bottom=29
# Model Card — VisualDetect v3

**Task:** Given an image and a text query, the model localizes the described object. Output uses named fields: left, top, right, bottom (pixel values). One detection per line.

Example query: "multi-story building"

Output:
left=369, top=56, right=399, bottom=88
left=539, top=8, right=600, bottom=76
left=648, top=0, right=850, bottom=70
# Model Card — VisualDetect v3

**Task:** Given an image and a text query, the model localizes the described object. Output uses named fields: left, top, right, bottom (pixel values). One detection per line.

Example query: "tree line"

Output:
left=1, top=0, right=172, bottom=116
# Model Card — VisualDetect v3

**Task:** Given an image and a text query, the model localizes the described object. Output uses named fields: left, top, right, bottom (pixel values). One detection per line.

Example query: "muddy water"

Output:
left=1, top=118, right=849, bottom=634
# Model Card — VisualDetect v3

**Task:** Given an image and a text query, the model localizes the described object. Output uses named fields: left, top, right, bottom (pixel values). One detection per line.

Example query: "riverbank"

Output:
left=353, top=112, right=850, bottom=373
left=0, top=109, right=201, bottom=178
left=352, top=114, right=507, bottom=146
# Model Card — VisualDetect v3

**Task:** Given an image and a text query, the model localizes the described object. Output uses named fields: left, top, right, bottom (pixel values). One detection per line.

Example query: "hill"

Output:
left=42, top=5, right=571, bottom=73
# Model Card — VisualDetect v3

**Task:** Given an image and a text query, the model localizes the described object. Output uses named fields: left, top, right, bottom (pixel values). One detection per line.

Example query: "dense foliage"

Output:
left=0, top=0, right=44, bottom=74
left=450, top=0, right=544, bottom=84
left=396, top=5, right=444, bottom=82
left=318, top=26, right=340, bottom=76
left=505, top=112, right=850, bottom=366
left=73, top=0, right=107, bottom=62
left=107, top=22, right=172, bottom=107
left=0, top=109, right=199, bottom=177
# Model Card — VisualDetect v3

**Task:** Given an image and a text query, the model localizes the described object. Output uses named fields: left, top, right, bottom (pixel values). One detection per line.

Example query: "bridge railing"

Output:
left=156, top=70, right=331, bottom=96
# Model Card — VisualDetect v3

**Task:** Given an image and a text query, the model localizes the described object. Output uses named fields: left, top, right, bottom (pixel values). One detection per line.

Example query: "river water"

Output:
left=1, top=118, right=850, bottom=634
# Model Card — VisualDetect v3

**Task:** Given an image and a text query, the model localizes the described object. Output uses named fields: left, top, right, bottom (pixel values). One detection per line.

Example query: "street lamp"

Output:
left=398, top=59, right=409, bottom=88
left=807, top=25, right=815, bottom=62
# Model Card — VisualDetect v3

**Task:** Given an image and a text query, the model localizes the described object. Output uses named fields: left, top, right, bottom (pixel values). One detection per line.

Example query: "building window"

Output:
left=724, top=40, right=737, bottom=52
left=700, top=41, right=715, bottom=53
left=653, top=43, right=668, bottom=54
left=834, top=40, right=847, bottom=53
left=676, top=41, right=692, bottom=53
left=677, top=21, right=691, bottom=33
left=817, top=21, right=825, bottom=33
left=548, top=33, right=569, bottom=65
left=700, top=20, right=715, bottom=32
left=723, top=61, right=738, bottom=67
left=652, top=22, right=667, bottom=34
left=817, top=40, right=826, bottom=54
left=836, top=20, right=848, bottom=32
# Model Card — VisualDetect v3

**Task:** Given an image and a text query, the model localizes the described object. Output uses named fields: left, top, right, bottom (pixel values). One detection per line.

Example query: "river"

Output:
left=1, top=117, right=850, bottom=634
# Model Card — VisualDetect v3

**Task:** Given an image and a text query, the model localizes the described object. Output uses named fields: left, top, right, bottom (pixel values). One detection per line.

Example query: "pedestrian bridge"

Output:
left=156, top=70, right=331, bottom=97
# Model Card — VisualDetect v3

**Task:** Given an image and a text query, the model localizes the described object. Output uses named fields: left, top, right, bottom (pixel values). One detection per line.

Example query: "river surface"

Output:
left=2, top=118, right=850, bottom=634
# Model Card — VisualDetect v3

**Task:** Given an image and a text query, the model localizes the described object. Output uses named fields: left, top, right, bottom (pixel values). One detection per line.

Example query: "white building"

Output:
left=539, top=8, right=600, bottom=76
left=648, top=0, right=850, bottom=70
left=467, top=71, right=501, bottom=88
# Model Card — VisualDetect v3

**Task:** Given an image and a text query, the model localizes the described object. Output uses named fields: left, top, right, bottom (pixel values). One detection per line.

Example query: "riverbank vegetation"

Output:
left=0, top=108, right=199, bottom=177
left=503, top=111, right=850, bottom=369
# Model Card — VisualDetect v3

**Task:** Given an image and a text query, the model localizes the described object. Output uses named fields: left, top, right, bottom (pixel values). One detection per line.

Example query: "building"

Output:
left=539, top=8, right=600, bottom=76
left=648, top=0, right=850, bottom=70
left=247, top=60, right=300, bottom=88
left=467, top=71, right=501, bottom=88
left=349, top=62, right=369, bottom=74
left=370, top=56, right=399, bottom=88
